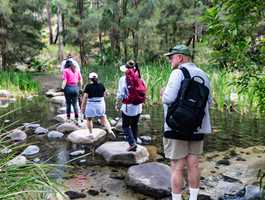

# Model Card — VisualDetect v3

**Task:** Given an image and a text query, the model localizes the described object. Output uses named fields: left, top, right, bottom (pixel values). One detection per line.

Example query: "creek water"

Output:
left=1, top=95, right=265, bottom=155
left=1, top=95, right=265, bottom=198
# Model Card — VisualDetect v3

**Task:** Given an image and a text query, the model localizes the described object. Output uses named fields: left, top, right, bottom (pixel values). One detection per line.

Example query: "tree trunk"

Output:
left=0, top=15, right=7, bottom=70
left=57, top=1, right=64, bottom=62
left=191, top=23, right=196, bottom=61
left=46, top=0, right=53, bottom=44
left=98, top=32, right=104, bottom=63
left=109, top=0, right=120, bottom=58
left=132, top=28, right=139, bottom=62
left=122, top=0, right=128, bottom=62
left=77, top=0, right=85, bottom=68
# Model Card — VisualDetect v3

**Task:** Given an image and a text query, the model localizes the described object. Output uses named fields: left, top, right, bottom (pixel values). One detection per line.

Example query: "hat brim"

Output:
left=164, top=52, right=176, bottom=57
left=120, top=65, right=127, bottom=72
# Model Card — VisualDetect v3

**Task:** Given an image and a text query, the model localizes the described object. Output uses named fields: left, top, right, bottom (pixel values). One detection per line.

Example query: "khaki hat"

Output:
left=164, top=44, right=191, bottom=57
left=120, top=60, right=135, bottom=72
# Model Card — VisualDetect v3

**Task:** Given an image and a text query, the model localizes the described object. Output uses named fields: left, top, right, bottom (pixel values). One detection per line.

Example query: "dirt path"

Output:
left=33, top=73, right=61, bottom=92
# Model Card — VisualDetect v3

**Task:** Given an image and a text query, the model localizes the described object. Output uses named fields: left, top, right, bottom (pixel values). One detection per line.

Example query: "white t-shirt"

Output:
left=60, top=58, right=80, bottom=72
left=116, top=76, right=142, bottom=116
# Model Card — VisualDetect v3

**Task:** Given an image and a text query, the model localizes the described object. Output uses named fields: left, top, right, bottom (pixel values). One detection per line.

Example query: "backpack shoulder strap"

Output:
left=180, top=67, right=191, bottom=79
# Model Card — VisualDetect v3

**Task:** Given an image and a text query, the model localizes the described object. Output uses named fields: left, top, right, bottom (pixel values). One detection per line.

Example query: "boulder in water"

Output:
left=67, top=128, right=106, bottom=145
left=8, top=129, right=27, bottom=142
left=21, top=145, right=40, bottom=156
left=96, top=141, right=149, bottom=165
left=126, top=162, right=171, bottom=198
left=48, top=131, right=64, bottom=139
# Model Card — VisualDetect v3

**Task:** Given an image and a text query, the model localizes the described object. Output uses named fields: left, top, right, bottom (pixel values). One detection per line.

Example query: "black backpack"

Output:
left=166, top=67, right=209, bottom=134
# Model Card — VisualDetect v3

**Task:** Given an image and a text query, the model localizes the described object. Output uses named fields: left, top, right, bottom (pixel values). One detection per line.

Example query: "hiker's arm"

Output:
left=81, top=93, right=88, bottom=113
left=79, top=73, right=83, bottom=89
left=61, top=80, right=67, bottom=90
left=162, top=70, right=183, bottom=105
left=115, top=77, right=125, bottom=111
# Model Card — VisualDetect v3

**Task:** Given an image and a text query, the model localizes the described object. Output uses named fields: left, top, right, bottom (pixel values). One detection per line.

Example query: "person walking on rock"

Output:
left=115, top=60, right=147, bottom=151
left=60, top=53, right=81, bottom=72
left=162, top=44, right=212, bottom=200
left=62, top=60, right=83, bottom=123
left=81, top=72, right=115, bottom=139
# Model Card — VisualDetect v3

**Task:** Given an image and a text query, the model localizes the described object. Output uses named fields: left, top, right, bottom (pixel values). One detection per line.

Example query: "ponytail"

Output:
left=70, top=65, right=76, bottom=73
left=135, top=62, right=141, bottom=78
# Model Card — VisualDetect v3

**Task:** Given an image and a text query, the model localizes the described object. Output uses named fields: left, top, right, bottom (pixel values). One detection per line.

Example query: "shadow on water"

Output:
left=1, top=95, right=265, bottom=178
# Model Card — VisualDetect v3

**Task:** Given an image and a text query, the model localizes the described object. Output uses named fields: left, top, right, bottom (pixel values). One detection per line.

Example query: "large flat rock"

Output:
left=95, top=141, right=149, bottom=165
left=67, top=128, right=107, bottom=145
left=126, top=162, right=171, bottom=198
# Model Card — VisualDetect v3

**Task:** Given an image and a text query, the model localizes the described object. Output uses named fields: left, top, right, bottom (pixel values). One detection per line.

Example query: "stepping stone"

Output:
left=50, top=96, right=66, bottom=105
left=96, top=141, right=149, bottom=165
left=21, top=145, right=40, bottom=156
left=34, top=127, right=48, bottom=135
left=67, top=128, right=106, bottom=144
left=57, top=123, right=79, bottom=133
left=8, top=129, right=27, bottom=142
left=126, top=162, right=171, bottom=198
left=48, top=131, right=64, bottom=139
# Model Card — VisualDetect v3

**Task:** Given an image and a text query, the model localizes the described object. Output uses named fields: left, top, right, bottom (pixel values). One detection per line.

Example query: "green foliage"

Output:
left=0, top=114, right=61, bottom=199
left=0, top=0, right=45, bottom=69
left=0, top=71, right=40, bottom=95
left=203, top=0, right=265, bottom=111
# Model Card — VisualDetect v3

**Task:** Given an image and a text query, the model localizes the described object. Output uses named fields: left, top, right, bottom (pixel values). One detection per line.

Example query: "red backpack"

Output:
left=122, top=68, right=147, bottom=105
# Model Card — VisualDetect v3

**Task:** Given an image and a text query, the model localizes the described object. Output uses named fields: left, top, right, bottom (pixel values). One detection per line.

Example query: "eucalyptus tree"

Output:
left=203, top=0, right=265, bottom=111
left=0, top=0, right=45, bottom=70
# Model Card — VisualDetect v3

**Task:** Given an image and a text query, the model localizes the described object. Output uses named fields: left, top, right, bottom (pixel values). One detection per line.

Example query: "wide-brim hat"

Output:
left=164, top=44, right=192, bottom=57
left=89, top=72, right=98, bottom=79
left=119, top=65, right=127, bottom=72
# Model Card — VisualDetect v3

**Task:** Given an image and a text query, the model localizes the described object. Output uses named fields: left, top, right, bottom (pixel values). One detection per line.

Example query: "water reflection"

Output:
left=1, top=96, right=265, bottom=156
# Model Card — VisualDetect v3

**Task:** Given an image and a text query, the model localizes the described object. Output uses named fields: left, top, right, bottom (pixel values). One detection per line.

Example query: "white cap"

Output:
left=89, top=72, right=98, bottom=79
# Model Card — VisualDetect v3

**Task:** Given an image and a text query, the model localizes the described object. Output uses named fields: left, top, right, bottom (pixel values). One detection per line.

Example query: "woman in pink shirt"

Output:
left=61, top=60, right=83, bottom=122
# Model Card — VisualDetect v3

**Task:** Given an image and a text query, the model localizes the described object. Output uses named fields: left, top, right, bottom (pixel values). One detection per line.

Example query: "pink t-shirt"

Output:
left=63, top=68, right=81, bottom=86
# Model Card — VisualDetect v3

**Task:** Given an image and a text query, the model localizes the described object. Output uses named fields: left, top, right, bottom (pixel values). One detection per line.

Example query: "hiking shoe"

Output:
left=127, top=144, right=137, bottom=152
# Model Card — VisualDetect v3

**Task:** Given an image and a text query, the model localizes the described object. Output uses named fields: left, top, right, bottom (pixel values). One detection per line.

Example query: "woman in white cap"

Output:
left=81, top=72, right=115, bottom=138
left=115, top=60, right=145, bottom=151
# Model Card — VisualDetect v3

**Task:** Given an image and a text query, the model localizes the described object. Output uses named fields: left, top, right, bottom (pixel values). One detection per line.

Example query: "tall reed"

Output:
left=81, top=62, right=260, bottom=114
left=0, top=71, right=40, bottom=96
left=0, top=123, right=61, bottom=199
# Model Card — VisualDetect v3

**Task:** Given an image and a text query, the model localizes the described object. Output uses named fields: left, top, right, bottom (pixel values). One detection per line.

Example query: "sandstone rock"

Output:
left=96, top=141, right=149, bottom=165
left=21, top=145, right=40, bottom=156
left=8, top=155, right=27, bottom=166
left=48, top=131, right=64, bottom=139
left=46, top=89, right=64, bottom=97
left=57, top=123, right=79, bottom=133
left=8, top=129, right=27, bottom=142
left=67, top=128, right=106, bottom=144
left=126, top=162, right=171, bottom=198
left=34, top=127, right=48, bottom=135
left=50, top=96, right=66, bottom=105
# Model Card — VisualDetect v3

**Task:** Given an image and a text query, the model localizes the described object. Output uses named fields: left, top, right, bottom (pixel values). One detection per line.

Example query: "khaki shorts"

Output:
left=163, top=138, right=204, bottom=160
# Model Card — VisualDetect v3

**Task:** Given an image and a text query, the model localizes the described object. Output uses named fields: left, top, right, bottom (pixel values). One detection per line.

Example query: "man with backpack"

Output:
left=162, top=44, right=211, bottom=200
left=115, top=60, right=147, bottom=151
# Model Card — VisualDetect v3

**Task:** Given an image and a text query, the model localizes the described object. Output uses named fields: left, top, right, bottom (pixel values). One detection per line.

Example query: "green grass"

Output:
left=0, top=71, right=40, bottom=97
left=0, top=113, right=62, bottom=200
left=81, top=61, right=261, bottom=114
